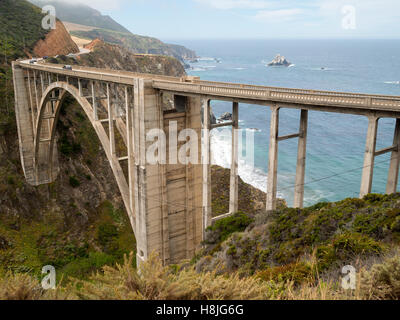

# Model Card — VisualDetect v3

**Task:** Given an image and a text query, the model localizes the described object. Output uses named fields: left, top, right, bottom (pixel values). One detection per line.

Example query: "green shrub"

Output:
left=6, top=176, right=14, bottom=185
left=391, top=216, right=400, bottom=232
left=363, top=193, right=385, bottom=204
left=205, top=212, right=253, bottom=244
left=97, top=224, right=119, bottom=248
left=60, top=252, right=116, bottom=280
left=257, top=262, right=313, bottom=286
left=317, top=232, right=385, bottom=271
left=361, top=255, right=400, bottom=300
left=69, top=176, right=80, bottom=188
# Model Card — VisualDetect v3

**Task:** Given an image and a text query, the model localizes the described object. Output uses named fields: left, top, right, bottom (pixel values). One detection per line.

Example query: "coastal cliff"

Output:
left=33, top=20, right=79, bottom=57
left=79, top=39, right=186, bottom=77
left=29, top=0, right=197, bottom=63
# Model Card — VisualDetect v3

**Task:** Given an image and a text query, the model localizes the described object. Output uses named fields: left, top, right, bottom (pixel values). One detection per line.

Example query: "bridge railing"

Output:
left=194, top=79, right=400, bottom=99
left=18, top=61, right=400, bottom=112
left=16, top=62, right=187, bottom=88
left=153, top=80, right=400, bottom=111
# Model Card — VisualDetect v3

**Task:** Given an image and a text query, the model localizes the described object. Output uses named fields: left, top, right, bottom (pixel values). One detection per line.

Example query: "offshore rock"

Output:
left=267, top=54, right=291, bottom=67
left=219, top=112, right=233, bottom=121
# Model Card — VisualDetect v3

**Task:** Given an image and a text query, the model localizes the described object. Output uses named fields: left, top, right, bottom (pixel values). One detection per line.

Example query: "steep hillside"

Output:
left=47, top=39, right=186, bottom=77
left=70, top=28, right=196, bottom=62
left=0, top=0, right=49, bottom=134
left=33, top=20, right=79, bottom=57
left=80, top=39, right=186, bottom=76
left=27, top=0, right=197, bottom=62
left=196, top=194, right=400, bottom=280
left=0, top=0, right=48, bottom=60
left=0, top=0, right=135, bottom=279
left=29, top=0, right=130, bottom=33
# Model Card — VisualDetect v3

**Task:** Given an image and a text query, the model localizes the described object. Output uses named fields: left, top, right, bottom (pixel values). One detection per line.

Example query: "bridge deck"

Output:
left=16, top=60, right=400, bottom=115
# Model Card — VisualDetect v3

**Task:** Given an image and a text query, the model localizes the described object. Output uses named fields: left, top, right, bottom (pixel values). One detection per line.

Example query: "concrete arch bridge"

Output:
left=12, top=61, right=400, bottom=265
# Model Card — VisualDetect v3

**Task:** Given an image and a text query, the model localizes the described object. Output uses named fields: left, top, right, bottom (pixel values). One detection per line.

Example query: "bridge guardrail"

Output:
left=17, top=62, right=400, bottom=112
left=153, top=80, right=400, bottom=111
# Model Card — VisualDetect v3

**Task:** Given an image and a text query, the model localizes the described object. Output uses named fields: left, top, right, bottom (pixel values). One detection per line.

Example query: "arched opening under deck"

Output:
left=34, top=82, right=136, bottom=238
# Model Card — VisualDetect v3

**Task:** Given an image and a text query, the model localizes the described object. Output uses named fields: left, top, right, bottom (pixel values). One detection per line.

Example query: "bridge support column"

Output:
left=107, top=83, right=116, bottom=156
left=202, top=98, right=212, bottom=229
left=386, top=119, right=400, bottom=194
left=294, top=109, right=308, bottom=208
left=78, top=79, right=83, bottom=97
left=12, top=62, right=36, bottom=185
left=132, top=79, right=170, bottom=267
left=40, top=72, right=44, bottom=94
left=33, top=71, right=39, bottom=110
left=360, top=116, right=379, bottom=198
left=229, top=102, right=239, bottom=214
left=266, top=105, right=280, bottom=211
left=26, top=71, right=36, bottom=130
left=91, top=81, right=98, bottom=120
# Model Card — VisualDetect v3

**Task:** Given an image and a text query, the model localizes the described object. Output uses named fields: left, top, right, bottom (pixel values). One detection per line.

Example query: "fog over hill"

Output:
left=29, top=0, right=130, bottom=33
left=28, top=0, right=197, bottom=62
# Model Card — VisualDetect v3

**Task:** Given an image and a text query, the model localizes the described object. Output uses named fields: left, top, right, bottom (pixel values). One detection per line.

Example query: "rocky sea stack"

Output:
left=267, top=54, right=292, bottom=67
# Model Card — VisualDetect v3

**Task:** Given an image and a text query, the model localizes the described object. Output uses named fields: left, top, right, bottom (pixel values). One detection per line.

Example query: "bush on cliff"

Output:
left=196, top=194, right=400, bottom=280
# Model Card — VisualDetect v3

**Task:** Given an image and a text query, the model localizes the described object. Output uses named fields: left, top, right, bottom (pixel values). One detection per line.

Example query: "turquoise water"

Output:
left=174, top=39, right=400, bottom=206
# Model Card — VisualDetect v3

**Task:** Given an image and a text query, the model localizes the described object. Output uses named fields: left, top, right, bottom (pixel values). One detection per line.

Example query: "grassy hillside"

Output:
left=0, top=0, right=48, bottom=131
left=197, top=194, right=400, bottom=283
left=0, top=98, right=137, bottom=280
left=1, top=242, right=400, bottom=300
left=0, top=0, right=48, bottom=60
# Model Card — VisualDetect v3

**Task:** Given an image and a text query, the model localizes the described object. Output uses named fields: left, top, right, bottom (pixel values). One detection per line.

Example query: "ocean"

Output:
left=172, top=39, right=400, bottom=206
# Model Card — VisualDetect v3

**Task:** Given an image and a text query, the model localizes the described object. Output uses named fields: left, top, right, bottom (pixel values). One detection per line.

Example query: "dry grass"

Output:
left=1, top=251, right=399, bottom=300
left=0, top=272, right=70, bottom=300
left=71, top=252, right=279, bottom=300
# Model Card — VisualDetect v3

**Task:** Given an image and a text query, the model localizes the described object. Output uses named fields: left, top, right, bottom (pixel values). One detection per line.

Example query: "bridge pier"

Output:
left=294, top=109, right=308, bottom=208
left=229, top=102, right=239, bottom=214
left=209, top=101, right=240, bottom=222
left=267, top=107, right=309, bottom=211
left=134, top=81, right=204, bottom=266
left=360, top=116, right=379, bottom=198
left=202, top=98, right=212, bottom=229
left=266, top=105, right=280, bottom=211
left=386, top=119, right=400, bottom=194
left=360, top=116, right=400, bottom=198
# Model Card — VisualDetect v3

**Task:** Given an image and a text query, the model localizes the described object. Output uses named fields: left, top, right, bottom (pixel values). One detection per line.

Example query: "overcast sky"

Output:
left=54, top=0, right=400, bottom=40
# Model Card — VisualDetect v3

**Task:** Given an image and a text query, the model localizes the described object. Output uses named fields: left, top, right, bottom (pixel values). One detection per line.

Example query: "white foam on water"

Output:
left=210, top=129, right=268, bottom=193
left=210, top=129, right=327, bottom=206
left=246, top=128, right=261, bottom=133
left=199, top=65, right=216, bottom=69
left=198, top=57, right=215, bottom=61
left=384, top=81, right=400, bottom=85
left=303, top=188, right=335, bottom=206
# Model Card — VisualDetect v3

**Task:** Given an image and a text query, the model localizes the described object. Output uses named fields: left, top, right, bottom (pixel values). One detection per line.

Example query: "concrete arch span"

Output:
left=34, top=81, right=135, bottom=235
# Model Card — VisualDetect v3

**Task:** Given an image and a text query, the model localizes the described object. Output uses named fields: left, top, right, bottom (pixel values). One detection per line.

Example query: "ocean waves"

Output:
left=210, top=128, right=327, bottom=206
